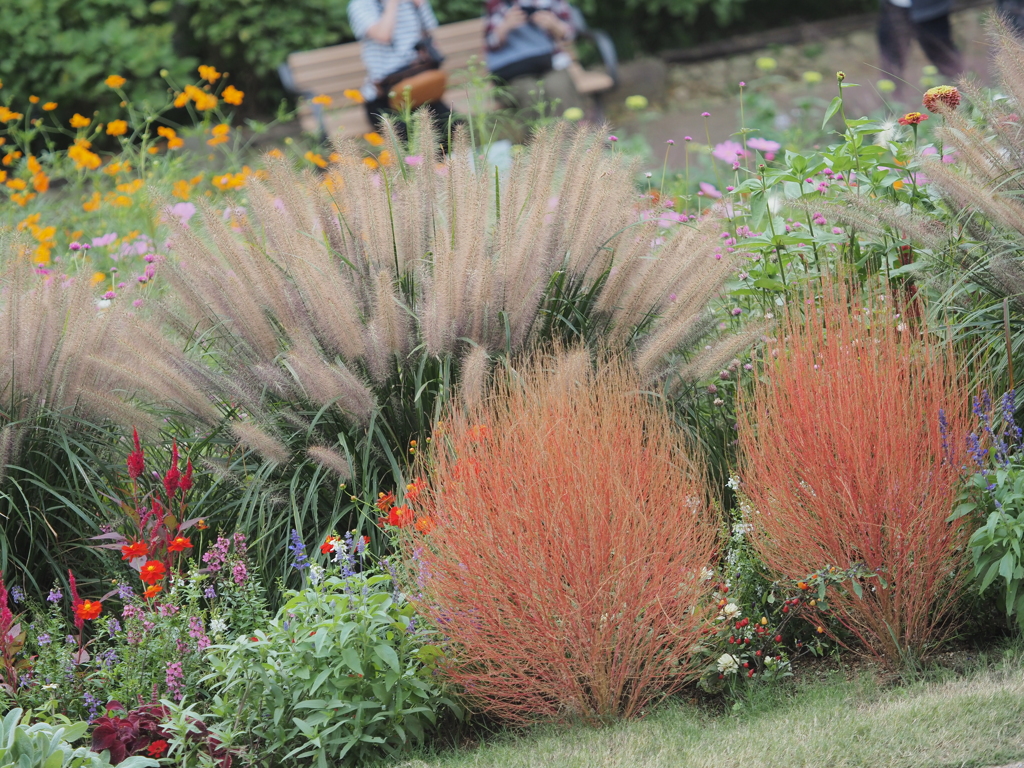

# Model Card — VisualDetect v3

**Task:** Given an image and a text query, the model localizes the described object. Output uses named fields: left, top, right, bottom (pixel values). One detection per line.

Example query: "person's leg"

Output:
left=914, top=14, right=964, bottom=77
left=878, top=2, right=913, bottom=88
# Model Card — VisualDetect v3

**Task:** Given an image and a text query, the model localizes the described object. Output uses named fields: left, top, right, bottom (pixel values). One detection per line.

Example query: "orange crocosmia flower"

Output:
left=105, top=75, right=126, bottom=88
left=106, top=119, right=129, bottom=136
left=121, top=541, right=148, bottom=560
left=222, top=85, right=244, bottom=105
left=69, top=113, right=91, bottom=128
left=139, top=560, right=167, bottom=585
left=42, top=102, right=57, bottom=111
left=143, top=585, right=163, bottom=599
left=168, top=536, right=193, bottom=553
left=311, top=94, right=333, bottom=106
left=320, top=535, right=339, bottom=554
left=198, top=65, right=221, bottom=82
left=74, top=600, right=102, bottom=621
left=414, top=515, right=435, bottom=534
left=363, top=132, right=385, bottom=147
left=343, top=89, right=365, bottom=104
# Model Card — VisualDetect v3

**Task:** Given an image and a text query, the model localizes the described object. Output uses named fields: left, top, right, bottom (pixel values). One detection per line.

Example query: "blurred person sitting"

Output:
left=349, top=0, right=453, bottom=141
left=484, top=0, right=587, bottom=116
left=877, top=0, right=964, bottom=99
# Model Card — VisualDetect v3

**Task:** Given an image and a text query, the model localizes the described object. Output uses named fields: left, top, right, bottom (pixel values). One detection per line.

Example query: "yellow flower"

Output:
left=106, top=119, right=129, bottom=136
left=70, top=113, right=91, bottom=128
left=157, top=126, right=177, bottom=139
left=363, top=132, right=385, bottom=147
left=82, top=191, right=101, bottom=212
left=116, top=178, right=143, bottom=194
left=0, top=170, right=5, bottom=182
left=624, top=94, right=648, bottom=110
left=5, top=178, right=27, bottom=191
left=304, top=151, right=328, bottom=168
left=173, top=92, right=189, bottom=108
left=172, top=179, right=191, bottom=200
left=0, top=106, right=23, bottom=122
left=363, top=157, right=379, bottom=169
left=343, top=89, right=365, bottom=104
left=211, top=124, right=230, bottom=136
left=112, top=194, right=133, bottom=207
left=266, top=148, right=284, bottom=159
left=311, top=94, right=333, bottom=107
left=68, top=139, right=101, bottom=170
left=802, top=71, right=823, bottom=85
left=562, top=107, right=584, bottom=121
left=755, top=57, right=777, bottom=72
left=167, top=137, right=184, bottom=150
left=28, top=95, right=39, bottom=104
left=198, top=65, right=221, bottom=83
left=193, top=92, right=218, bottom=111
left=11, top=192, right=36, bottom=207
left=222, top=85, right=244, bottom=105
left=42, top=102, right=57, bottom=111
left=105, top=75, right=127, bottom=88
left=90, top=271, right=106, bottom=286
left=2, top=150, right=23, bottom=166
left=378, top=150, right=393, bottom=166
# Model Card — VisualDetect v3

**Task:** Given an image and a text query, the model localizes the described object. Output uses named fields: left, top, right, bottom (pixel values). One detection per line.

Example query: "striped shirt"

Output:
left=349, top=0, right=439, bottom=99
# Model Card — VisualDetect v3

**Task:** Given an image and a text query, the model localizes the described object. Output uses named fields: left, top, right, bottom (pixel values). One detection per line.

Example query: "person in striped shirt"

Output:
left=349, top=0, right=453, bottom=140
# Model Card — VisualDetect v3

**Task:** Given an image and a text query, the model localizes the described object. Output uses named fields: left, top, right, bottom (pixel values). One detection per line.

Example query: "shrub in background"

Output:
left=738, top=279, right=973, bottom=667
left=0, top=710, right=157, bottom=768
left=401, top=351, right=720, bottom=724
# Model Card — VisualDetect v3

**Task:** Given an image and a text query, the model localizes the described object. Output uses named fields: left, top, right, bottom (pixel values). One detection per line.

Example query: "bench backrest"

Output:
left=285, top=17, right=486, bottom=106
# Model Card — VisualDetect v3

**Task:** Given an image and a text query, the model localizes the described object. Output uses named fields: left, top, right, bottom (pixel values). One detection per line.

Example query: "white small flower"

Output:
left=726, top=476, right=740, bottom=491
left=96, top=299, right=112, bottom=309
left=209, top=618, right=228, bottom=635
left=43, top=683, right=59, bottom=690
left=310, top=563, right=326, bottom=585
left=717, top=653, right=740, bottom=674
left=723, top=602, right=741, bottom=620
left=700, top=567, right=714, bottom=581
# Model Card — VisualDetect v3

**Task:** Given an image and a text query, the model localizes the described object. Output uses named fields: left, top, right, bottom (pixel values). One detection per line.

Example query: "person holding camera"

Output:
left=484, top=0, right=586, bottom=118
left=349, top=0, right=453, bottom=140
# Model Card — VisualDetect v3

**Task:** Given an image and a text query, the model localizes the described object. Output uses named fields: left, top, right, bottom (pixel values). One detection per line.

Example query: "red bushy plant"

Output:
left=400, top=352, right=720, bottom=724
left=737, top=279, right=971, bottom=667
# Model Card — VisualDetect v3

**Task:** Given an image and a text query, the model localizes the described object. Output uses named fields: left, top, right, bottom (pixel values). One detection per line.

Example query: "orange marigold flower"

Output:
left=121, top=541, right=148, bottom=560
left=5, top=178, right=26, bottom=191
left=143, top=585, right=163, bottom=599
left=42, top=102, right=57, bottom=111
left=198, top=65, right=221, bottom=83
left=157, top=126, right=177, bottom=139
left=897, top=111, right=928, bottom=126
left=168, top=536, right=193, bottom=553
left=923, top=85, right=960, bottom=113
left=106, top=119, right=129, bottom=136
left=167, top=136, right=185, bottom=150
left=82, top=191, right=101, bottom=212
left=28, top=95, right=39, bottom=104
left=74, top=600, right=102, bottom=621
left=222, top=84, right=244, bottom=105
left=27, top=156, right=41, bottom=174
left=414, top=515, right=435, bottom=534
left=105, top=75, right=127, bottom=89
left=304, top=150, right=328, bottom=168
left=311, top=94, right=333, bottom=106
left=69, top=113, right=91, bottom=128
left=321, top=535, right=339, bottom=554
left=363, top=132, right=384, bottom=147
left=139, top=560, right=167, bottom=585
left=173, top=92, right=189, bottom=108
left=363, top=157, right=379, bottom=170
left=211, top=123, right=230, bottom=136
left=343, top=89, right=365, bottom=104
left=0, top=106, right=23, bottom=122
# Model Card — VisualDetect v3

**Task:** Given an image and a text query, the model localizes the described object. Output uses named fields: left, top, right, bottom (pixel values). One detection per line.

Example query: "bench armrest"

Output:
left=568, top=6, right=619, bottom=87
left=278, top=61, right=328, bottom=141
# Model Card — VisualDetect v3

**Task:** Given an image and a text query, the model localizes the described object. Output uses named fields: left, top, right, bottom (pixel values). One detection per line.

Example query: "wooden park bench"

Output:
left=278, top=8, right=618, bottom=139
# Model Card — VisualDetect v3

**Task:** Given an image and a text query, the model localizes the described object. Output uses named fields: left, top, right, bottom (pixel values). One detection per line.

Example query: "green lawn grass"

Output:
left=398, top=646, right=1024, bottom=768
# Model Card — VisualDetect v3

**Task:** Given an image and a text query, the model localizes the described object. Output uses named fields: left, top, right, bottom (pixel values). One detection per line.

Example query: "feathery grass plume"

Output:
left=306, top=446, right=352, bottom=480
left=738, top=278, right=972, bottom=668
left=231, top=422, right=290, bottom=465
left=399, top=351, right=719, bottom=724
left=798, top=197, right=947, bottom=250
left=670, top=324, right=767, bottom=387
left=459, top=346, right=491, bottom=411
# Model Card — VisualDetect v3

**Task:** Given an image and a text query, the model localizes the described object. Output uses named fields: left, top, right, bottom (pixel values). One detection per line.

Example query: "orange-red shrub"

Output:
left=401, top=352, right=720, bottom=724
left=738, top=280, right=971, bottom=666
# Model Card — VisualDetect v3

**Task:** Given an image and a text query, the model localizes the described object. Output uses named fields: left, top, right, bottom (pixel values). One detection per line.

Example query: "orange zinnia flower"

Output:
left=74, top=600, right=102, bottom=621
left=143, top=585, right=163, bottom=599
left=168, top=536, right=193, bottom=553
left=121, top=541, right=148, bottom=560
left=139, top=560, right=166, bottom=585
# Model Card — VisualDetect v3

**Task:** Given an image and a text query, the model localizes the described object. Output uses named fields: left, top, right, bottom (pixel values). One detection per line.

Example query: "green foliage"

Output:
left=0, top=709, right=157, bottom=768
left=0, top=0, right=193, bottom=122
left=198, top=569, right=460, bottom=766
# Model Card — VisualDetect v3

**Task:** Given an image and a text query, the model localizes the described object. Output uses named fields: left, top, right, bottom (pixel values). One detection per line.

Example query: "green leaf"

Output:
left=342, top=646, right=363, bottom=676
left=822, top=96, right=843, bottom=130
left=374, top=644, right=401, bottom=674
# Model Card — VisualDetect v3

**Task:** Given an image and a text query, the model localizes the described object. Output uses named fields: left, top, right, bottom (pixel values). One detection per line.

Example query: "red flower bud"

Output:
left=782, top=606, right=789, bottom=613
left=774, top=634, right=783, bottom=643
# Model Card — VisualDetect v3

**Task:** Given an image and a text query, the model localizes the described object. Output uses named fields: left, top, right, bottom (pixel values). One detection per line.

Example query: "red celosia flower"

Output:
left=143, top=585, right=162, bottom=599
left=375, top=491, right=396, bottom=512
left=127, top=428, right=145, bottom=480
left=163, top=441, right=180, bottom=499
left=167, top=536, right=193, bottom=553
left=923, top=85, right=960, bottom=113
left=320, top=535, right=339, bottom=554
left=139, top=560, right=167, bottom=585
left=147, top=740, right=168, bottom=758
left=177, top=459, right=193, bottom=493
left=74, top=600, right=102, bottom=621
left=897, top=111, right=928, bottom=126
left=414, top=515, right=435, bottom=534
left=121, top=541, right=148, bottom=560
